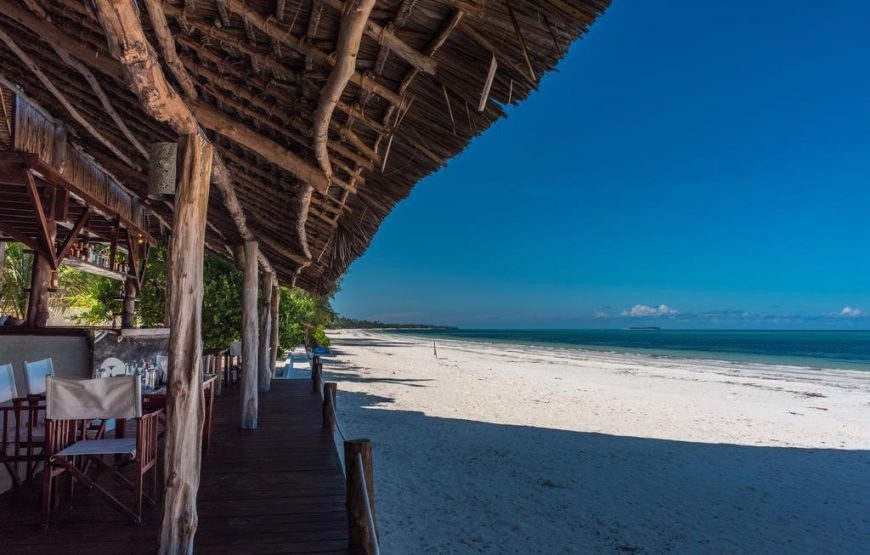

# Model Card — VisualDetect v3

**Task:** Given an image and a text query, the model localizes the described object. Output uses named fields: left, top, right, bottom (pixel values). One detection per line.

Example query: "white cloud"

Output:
left=592, top=311, right=610, bottom=319
left=620, top=304, right=679, bottom=318
left=837, top=306, right=864, bottom=318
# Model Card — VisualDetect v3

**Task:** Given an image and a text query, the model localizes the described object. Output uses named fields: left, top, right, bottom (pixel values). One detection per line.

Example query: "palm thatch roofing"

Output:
left=0, top=0, right=609, bottom=292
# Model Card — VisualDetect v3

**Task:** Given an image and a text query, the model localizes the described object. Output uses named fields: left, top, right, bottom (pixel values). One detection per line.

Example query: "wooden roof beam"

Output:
left=140, top=0, right=199, bottom=99
left=313, top=0, right=376, bottom=180
left=216, top=0, right=402, bottom=107
left=89, top=0, right=296, bottom=275
left=321, top=0, right=436, bottom=75
left=0, top=27, right=140, bottom=170
left=191, top=101, right=329, bottom=193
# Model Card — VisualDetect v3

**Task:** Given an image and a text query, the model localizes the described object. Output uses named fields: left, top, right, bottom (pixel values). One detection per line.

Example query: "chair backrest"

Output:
left=24, top=357, right=54, bottom=396
left=46, top=376, right=142, bottom=421
left=0, top=363, right=18, bottom=404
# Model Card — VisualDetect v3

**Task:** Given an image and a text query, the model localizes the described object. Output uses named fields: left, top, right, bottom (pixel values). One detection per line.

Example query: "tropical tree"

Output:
left=1, top=243, right=33, bottom=319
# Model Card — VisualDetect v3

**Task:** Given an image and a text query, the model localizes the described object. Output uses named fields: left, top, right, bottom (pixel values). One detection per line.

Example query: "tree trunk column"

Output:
left=26, top=250, right=53, bottom=327
left=160, top=133, right=212, bottom=554
left=269, top=282, right=280, bottom=373
left=121, top=278, right=137, bottom=328
left=258, top=271, right=273, bottom=392
left=240, top=240, right=259, bottom=428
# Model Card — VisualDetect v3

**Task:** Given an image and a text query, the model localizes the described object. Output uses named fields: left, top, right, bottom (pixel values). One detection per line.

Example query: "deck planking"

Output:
left=0, top=379, right=351, bottom=554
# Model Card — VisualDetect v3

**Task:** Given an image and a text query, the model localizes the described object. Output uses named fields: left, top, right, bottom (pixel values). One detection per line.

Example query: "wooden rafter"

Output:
left=140, top=0, right=198, bottom=99
left=0, top=26, right=139, bottom=169
left=321, top=0, right=436, bottom=75
left=24, top=169, right=57, bottom=269
left=219, top=0, right=402, bottom=106
left=313, top=0, right=376, bottom=179
left=56, top=208, right=91, bottom=262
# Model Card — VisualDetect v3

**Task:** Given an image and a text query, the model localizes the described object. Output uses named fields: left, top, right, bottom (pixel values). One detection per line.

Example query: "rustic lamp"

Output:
left=147, top=142, right=177, bottom=198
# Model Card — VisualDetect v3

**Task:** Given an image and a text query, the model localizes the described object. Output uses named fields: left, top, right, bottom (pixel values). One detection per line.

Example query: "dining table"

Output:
left=116, top=374, right=217, bottom=454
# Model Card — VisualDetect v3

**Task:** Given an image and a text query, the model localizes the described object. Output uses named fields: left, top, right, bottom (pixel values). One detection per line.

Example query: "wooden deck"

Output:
left=0, top=380, right=351, bottom=554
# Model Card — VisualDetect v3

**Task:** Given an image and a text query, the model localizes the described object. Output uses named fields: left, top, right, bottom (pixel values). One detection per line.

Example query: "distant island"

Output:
left=330, top=316, right=457, bottom=330
left=629, top=326, right=661, bottom=330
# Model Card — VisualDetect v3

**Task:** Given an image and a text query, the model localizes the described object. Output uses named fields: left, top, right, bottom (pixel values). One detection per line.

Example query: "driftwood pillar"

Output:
left=160, top=133, right=213, bottom=554
left=121, top=278, right=137, bottom=328
left=240, top=240, right=259, bottom=429
left=258, top=271, right=273, bottom=392
left=26, top=250, right=53, bottom=327
left=269, top=282, right=280, bottom=371
left=345, top=439, right=379, bottom=553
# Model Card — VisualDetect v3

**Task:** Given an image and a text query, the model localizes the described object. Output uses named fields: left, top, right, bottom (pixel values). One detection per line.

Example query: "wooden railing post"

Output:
left=312, top=360, right=323, bottom=394
left=322, top=382, right=337, bottom=431
left=344, top=439, right=378, bottom=554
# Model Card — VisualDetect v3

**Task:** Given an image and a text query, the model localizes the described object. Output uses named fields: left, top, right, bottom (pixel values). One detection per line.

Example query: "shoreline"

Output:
left=325, top=329, right=870, bottom=553
left=376, top=328, right=870, bottom=373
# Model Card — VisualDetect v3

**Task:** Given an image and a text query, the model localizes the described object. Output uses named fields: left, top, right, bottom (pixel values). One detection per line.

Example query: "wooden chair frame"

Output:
left=41, top=410, right=161, bottom=527
left=0, top=398, right=46, bottom=486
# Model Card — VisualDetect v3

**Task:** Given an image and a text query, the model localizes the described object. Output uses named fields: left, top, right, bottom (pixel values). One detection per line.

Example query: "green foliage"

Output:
left=1, top=241, right=334, bottom=354
left=137, top=244, right=168, bottom=327
left=277, top=287, right=334, bottom=353
left=0, top=243, right=32, bottom=319
left=201, top=254, right=242, bottom=351
left=62, top=271, right=121, bottom=326
left=312, top=324, right=331, bottom=347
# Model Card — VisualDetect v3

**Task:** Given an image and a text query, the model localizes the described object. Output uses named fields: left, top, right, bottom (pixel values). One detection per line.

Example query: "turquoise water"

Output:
left=386, top=329, right=870, bottom=371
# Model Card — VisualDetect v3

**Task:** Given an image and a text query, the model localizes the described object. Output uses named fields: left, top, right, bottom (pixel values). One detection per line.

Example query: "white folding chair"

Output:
left=42, top=376, right=160, bottom=527
left=0, top=363, right=17, bottom=404
left=24, top=357, right=54, bottom=396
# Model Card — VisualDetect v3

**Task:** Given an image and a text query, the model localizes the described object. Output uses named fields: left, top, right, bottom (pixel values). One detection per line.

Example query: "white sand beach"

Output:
left=322, top=330, right=870, bottom=554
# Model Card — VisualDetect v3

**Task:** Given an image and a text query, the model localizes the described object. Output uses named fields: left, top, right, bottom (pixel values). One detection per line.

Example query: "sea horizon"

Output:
left=382, top=328, right=870, bottom=372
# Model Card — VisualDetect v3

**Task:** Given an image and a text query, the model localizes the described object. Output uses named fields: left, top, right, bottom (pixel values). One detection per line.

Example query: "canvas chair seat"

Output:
left=52, top=437, right=136, bottom=460
left=42, top=376, right=160, bottom=527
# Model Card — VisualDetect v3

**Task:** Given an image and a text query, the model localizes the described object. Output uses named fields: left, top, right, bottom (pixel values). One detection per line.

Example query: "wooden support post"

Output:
left=269, top=282, right=280, bottom=372
left=160, top=133, right=213, bottom=554
left=258, top=271, right=273, bottom=392
left=26, top=186, right=56, bottom=328
left=121, top=278, right=137, bottom=328
left=312, top=360, right=323, bottom=394
left=322, top=382, right=337, bottom=431
left=214, top=353, right=223, bottom=396
left=240, top=240, right=259, bottom=429
left=344, top=439, right=379, bottom=553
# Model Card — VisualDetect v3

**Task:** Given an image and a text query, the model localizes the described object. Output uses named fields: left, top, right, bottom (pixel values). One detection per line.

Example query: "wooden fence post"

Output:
left=345, top=439, right=379, bottom=553
left=312, top=360, right=323, bottom=394
left=322, top=382, right=337, bottom=431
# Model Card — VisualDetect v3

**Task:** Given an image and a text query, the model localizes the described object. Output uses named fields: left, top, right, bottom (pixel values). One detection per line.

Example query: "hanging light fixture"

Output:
left=148, top=142, right=177, bottom=198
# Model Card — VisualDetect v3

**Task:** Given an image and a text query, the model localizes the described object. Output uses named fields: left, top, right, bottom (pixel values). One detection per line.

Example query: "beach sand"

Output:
left=323, top=330, right=870, bottom=554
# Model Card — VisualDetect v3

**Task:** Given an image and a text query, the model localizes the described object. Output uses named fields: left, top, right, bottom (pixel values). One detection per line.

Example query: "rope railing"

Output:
left=357, top=452, right=381, bottom=555
left=314, top=360, right=380, bottom=554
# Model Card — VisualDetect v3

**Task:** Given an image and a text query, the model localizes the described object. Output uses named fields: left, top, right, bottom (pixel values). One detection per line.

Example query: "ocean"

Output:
left=386, top=329, right=870, bottom=371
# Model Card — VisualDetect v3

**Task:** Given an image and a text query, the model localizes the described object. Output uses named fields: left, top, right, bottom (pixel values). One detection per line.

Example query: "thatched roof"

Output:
left=0, top=0, right=609, bottom=292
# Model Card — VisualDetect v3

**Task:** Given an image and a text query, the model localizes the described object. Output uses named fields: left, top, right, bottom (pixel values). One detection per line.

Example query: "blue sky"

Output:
left=333, top=0, right=870, bottom=329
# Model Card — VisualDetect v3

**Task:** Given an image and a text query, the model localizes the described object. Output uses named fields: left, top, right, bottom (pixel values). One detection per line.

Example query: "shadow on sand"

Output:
left=322, top=373, right=870, bottom=554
